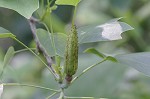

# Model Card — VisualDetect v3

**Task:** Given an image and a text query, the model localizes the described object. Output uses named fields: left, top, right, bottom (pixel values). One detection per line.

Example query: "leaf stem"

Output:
left=71, top=58, right=107, bottom=84
left=40, top=7, right=57, bottom=57
left=65, top=96, right=107, bottom=99
left=49, top=12, right=57, bottom=56
left=3, top=83, right=59, bottom=92
left=15, top=48, right=36, bottom=54
left=46, top=91, right=60, bottom=99
left=72, top=6, right=77, bottom=25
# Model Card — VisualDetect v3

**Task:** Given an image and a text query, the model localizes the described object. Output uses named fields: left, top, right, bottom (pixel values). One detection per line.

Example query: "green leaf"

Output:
left=115, top=52, right=150, bottom=76
left=55, top=0, right=81, bottom=6
left=0, top=0, right=39, bottom=19
left=2, top=47, right=15, bottom=69
left=84, top=48, right=118, bottom=62
left=66, top=55, right=127, bottom=97
left=78, top=18, right=134, bottom=44
left=106, top=56, right=118, bottom=62
left=84, top=48, right=106, bottom=58
left=0, top=47, right=15, bottom=79
left=0, top=27, right=16, bottom=38
left=36, top=29, right=67, bottom=57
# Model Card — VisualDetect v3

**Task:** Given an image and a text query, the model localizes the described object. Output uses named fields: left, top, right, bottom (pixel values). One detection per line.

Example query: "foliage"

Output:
left=0, top=0, right=39, bottom=19
left=0, top=0, right=150, bottom=99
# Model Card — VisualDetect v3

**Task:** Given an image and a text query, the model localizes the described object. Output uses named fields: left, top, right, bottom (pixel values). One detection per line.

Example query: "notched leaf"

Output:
left=96, top=22, right=133, bottom=40
left=78, top=18, right=134, bottom=44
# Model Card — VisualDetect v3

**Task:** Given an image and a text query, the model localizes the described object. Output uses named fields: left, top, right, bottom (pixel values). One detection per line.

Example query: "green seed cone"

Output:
left=64, top=25, right=78, bottom=77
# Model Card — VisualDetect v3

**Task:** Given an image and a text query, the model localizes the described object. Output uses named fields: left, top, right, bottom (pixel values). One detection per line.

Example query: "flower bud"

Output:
left=64, top=25, right=78, bottom=78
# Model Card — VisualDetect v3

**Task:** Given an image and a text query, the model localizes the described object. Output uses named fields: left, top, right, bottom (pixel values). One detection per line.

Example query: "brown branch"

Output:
left=28, top=17, right=59, bottom=79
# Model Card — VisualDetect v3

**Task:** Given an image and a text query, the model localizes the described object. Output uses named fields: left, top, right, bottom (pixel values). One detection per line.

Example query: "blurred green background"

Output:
left=0, top=0, right=150, bottom=99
